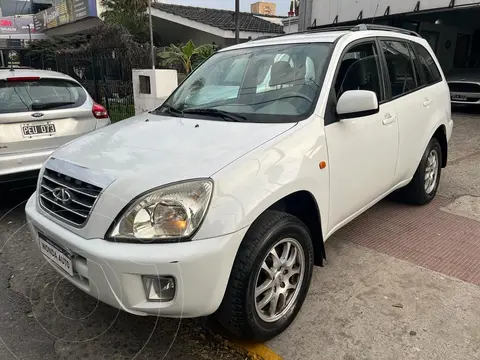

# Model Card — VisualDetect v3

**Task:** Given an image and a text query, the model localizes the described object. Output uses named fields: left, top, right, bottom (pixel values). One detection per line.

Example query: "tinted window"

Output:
left=0, top=78, right=87, bottom=114
left=335, top=42, right=383, bottom=101
left=381, top=40, right=418, bottom=97
left=156, top=43, right=332, bottom=123
left=412, top=42, right=442, bottom=84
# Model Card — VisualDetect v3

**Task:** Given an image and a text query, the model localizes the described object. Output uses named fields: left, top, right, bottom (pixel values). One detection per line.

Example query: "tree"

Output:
left=101, top=0, right=149, bottom=43
left=24, top=34, right=88, bottom=69
left=158, top=40, right=217, bottom=74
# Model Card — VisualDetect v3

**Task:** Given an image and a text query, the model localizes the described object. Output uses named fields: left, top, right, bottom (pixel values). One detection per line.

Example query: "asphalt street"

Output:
left=1, top=111, right=479, bottom=360
left=0, top=180, right=245, bottom=359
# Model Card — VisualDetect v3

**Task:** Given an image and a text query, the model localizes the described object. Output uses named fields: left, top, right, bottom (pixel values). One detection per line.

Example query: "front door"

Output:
left=325, top=40, right=399, bottom=231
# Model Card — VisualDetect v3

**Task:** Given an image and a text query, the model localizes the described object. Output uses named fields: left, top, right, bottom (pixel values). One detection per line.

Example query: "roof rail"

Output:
left=305, top=23, right=420, bottom=37
left=246, top=23, right=421, bottom=44
left=358, top=24, right=421, bottom=37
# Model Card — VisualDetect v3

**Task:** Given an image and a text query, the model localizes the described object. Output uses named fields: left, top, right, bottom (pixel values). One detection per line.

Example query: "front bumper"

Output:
left=26, top=193, right=246, bottom=317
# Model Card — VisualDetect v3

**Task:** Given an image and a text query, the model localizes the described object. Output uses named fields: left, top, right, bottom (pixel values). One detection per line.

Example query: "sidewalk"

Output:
left=267, top=114, right=480, bottom=360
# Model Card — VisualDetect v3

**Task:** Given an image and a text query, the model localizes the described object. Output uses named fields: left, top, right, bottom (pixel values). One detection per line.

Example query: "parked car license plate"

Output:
left=451, top=94, right=467, bottom=101
left=22, top=123, right=56, bottom=137
left=38, top=232, right=73, bottom=276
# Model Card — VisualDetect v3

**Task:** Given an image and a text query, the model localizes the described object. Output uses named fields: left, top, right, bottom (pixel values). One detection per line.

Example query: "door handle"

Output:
left=423, top=98, right=432, bottom=107
left=382, top=114, right=396, bottom=125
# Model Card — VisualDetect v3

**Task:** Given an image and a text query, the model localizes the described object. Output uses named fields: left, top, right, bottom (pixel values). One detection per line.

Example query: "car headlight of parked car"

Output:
left=107, top=179, right=213, bottom=242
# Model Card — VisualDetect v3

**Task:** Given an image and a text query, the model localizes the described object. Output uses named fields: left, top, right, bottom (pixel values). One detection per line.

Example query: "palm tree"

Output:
left=158, top=40, right=216, bottom=74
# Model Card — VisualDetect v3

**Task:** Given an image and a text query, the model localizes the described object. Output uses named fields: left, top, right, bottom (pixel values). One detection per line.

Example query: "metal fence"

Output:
left=55, top=50, right=135, bottom=122
left=19, top=49, right=187, bottom=121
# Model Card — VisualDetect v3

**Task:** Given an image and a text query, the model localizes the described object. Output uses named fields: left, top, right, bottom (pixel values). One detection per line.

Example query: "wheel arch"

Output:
left=432, top=124, right=448, bottom=168
left=248, top=190, right=326, bottom=266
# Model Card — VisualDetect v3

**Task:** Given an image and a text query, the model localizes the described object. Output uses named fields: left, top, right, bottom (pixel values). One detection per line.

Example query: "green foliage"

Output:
left=25, top=35, right=87, bottom=66
left=101, top=0, right=149, bottom=43
left=158, top=40, right=217, bottom=74
left=58, top=24, right=153, bottom=68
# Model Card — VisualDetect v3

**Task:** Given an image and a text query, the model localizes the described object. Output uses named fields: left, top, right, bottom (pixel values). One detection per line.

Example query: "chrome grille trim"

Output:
left=41, top=184, right=93, bottom=209
left=42, top=174, right=98, bottom=198
left=38, top=158, right=115, bottom=228
left=40, top=194, right=89, bottom=219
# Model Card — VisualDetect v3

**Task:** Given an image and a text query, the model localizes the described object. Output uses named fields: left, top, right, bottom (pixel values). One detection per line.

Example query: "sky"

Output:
left=161, top=0, right=292, bottom=16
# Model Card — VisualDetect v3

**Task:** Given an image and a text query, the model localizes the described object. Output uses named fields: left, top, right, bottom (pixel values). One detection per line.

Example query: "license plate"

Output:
left=38, top=233, right=73, bottom=276
left=22, top=123, right=56, bottom=137
left=452, top=95, right=467, bottom=101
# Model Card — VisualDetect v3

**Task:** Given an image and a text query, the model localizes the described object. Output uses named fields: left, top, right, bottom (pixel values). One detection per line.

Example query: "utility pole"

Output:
left=148, top=1, right=155, bottom=69
left=235, top=0, right=240, bottom=44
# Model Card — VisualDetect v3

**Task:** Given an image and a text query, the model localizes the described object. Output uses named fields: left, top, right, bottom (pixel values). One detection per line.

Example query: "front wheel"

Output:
left=399, top=138, right=442, bottom=205
left=214, top=210, right=314, bottom=341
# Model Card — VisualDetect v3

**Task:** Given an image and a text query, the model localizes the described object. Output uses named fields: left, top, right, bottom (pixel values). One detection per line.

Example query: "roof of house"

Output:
left=152, top=3, right=284, bottom=34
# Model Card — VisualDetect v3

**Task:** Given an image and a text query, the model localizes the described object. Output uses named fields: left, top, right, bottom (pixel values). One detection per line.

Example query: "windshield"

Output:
left=155, top=42, right=333, bottom=123
left=0, top=78, right=87, bottom=114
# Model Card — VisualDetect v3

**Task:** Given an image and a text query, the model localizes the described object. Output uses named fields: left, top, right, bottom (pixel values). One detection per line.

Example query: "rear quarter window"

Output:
left=411, top=43, right=442, bottom=85
left=0, top=78, right=87, bottom=114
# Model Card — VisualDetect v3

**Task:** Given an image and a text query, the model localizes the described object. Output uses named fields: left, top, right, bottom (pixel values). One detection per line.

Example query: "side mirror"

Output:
left=336, top=90, right=379, bottom=120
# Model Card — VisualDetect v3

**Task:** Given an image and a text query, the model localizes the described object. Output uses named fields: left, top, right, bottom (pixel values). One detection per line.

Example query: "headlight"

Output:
left=107, top=179, right=213, bottom=242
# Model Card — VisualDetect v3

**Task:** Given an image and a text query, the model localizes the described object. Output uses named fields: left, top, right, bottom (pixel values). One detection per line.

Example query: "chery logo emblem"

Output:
left=52, top=188, right=72, bottom=204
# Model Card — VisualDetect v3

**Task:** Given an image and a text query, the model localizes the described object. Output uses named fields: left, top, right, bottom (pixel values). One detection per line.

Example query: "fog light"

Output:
left=142, top=276, right=176, bottom=302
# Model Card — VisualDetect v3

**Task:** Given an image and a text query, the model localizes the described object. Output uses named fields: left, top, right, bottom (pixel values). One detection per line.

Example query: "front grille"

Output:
left=39, top=168, right=102, bottom=226
left=448, top=82, right=480, bottom=93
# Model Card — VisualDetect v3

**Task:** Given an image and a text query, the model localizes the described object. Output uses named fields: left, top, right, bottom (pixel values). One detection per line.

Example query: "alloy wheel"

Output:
left=424, top=149, right=439, bottom=194
left=254, top=238, right=305, bottom=323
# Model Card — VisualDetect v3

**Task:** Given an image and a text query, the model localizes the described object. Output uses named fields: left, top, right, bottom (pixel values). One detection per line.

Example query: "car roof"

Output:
left=221, top=31, right=349, bottom=51
left=0, top=69, right=76, bottom=82
left=220, top=25, right=426, bottom=52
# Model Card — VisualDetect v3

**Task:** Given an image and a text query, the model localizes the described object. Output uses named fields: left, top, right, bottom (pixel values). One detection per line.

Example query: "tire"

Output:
left=399, top=138, right=442, bottom=205
left=214, top=210, right=314, bottom=341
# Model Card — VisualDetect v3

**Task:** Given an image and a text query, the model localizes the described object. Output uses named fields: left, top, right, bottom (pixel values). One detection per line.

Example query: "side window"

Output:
left=381, top=40, right=419, bottom=97
left=335, top=42, right=383, bottom=101
left=412, top=42, right=442, bottom=85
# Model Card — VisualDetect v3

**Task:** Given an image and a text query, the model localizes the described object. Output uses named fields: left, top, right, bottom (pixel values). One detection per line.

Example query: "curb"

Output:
left=230, top=341, right=283, bottom=360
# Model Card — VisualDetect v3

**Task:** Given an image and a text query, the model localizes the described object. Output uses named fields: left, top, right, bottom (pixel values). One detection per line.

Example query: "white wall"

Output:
left=282, top=17, right=299, bottom=34
left=306, top=0, right=480, bottom=27
left=132, top=69, right=178, bottom=114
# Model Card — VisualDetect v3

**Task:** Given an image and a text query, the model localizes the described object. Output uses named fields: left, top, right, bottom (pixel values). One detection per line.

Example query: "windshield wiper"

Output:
left=153, top=104, right=184, bottom=117
left=182, top=108, right=247, bottom=122
left=31, top=101, right=75, bottom=110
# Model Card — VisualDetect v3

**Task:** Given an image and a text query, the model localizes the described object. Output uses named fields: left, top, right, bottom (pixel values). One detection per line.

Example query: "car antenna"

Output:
left=372, top=2, right=379, bottom=24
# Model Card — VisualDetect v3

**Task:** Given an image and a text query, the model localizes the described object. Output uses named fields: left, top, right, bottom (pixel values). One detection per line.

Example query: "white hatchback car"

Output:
left=25, top=25, right=453, bottom=341
left=0, top=69, right=110, bottom=182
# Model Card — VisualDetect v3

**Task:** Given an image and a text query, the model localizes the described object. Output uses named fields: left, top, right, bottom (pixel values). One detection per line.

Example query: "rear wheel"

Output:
left=214, top=210, right=314, bottom=341
left=399, top=138, right=442, bottom=205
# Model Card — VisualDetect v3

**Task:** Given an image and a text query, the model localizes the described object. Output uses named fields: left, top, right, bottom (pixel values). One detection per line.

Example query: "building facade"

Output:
left=299, top=0, right=480, bottom=73
left=251, top=1, right=277, bottom=16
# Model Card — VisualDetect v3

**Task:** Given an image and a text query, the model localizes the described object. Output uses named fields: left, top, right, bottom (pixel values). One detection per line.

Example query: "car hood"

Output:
left=51, top=113, right=296, bottom=184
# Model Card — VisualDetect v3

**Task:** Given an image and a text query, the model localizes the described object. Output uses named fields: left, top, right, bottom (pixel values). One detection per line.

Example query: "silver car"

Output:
left=0, top=69, right=110, bottom=181
left=447, top=69, right=480, bottom=106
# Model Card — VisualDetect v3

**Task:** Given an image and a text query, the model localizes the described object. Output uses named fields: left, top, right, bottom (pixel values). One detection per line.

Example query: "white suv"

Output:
left=25, top=25, right=453, bottom=341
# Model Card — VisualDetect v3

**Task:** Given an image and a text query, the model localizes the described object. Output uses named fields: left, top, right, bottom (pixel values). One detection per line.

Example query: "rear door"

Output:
left=0, top=76, right=96, bottom=155
left=379, top=39, right=433, bottom=182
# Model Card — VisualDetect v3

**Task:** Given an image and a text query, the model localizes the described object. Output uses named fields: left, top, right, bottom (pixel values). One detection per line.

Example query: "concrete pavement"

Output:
left=267, top=112, right=480, bottom=359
